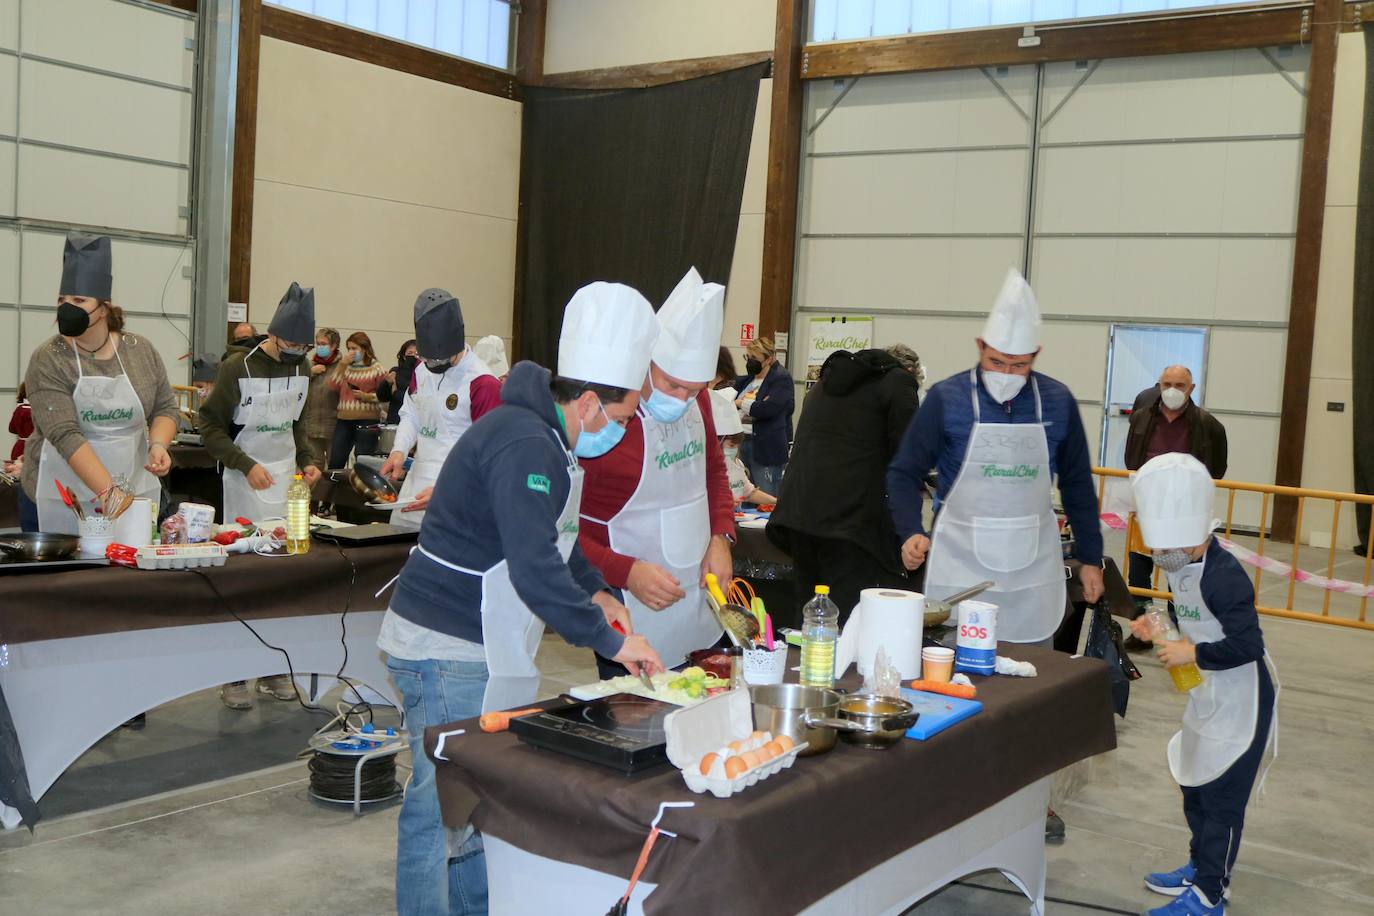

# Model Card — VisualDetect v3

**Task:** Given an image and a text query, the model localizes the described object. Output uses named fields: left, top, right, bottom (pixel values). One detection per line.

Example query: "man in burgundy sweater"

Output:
left=579, top=268, right=736, bottom=675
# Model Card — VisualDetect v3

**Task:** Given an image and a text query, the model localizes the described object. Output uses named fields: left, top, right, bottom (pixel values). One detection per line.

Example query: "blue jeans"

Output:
left=750, top=461, right=785, bottom=498
left=386, top=655, right=490, bottom=916
left=17, top=488, right=39, bottom=532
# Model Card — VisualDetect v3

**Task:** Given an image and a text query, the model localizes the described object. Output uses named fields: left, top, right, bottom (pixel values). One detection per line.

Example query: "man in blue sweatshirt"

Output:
left=377, top=281, right=665, bottom=916
left=887, top=270, right=1105, bottom=645
left=1128, top=453, right=1276, bottom=916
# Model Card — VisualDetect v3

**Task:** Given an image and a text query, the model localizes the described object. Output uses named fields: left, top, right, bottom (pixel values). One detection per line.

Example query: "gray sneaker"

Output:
left=257, top=674, right=298, bottom=702
left=220, top=681, right=253, bottom=709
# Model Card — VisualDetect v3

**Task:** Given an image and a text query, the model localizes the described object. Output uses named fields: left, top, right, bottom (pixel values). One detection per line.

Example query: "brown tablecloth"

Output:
left=0, top=541, right=411, bottom=645
left=425, top=645, right=1117, bottom=916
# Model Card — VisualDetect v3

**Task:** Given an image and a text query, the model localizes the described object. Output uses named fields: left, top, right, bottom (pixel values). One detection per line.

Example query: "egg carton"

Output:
left=679, top=740, right=806, bottom=799
left=133, top=543, right=228, bottom=570
left=664, top=688, right=807, bottom=799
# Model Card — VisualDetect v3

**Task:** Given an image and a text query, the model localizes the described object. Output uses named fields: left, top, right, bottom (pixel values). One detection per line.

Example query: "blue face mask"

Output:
left=572, top=401, right=626, bottom=459
left=351, top=350, right=363, bottom=365
left=315, top=345, right=332, bottom=358
left=645, top=386, right=690, bottom=423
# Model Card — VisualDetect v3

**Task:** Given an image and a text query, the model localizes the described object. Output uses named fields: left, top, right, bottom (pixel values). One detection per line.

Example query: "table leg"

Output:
left=0, top=611, right=395, bottom=823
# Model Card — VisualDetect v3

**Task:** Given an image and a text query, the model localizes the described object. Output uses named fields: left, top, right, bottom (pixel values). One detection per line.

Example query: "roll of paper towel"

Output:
left=111, top=497, right=154, bottom=547
left=834, top=588, right=925, bottom=680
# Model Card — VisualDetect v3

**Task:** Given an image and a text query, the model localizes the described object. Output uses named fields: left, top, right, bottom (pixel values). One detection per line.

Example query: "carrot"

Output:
left=907, top=680, right=978, bottom=700
left=479, top=707, right=544, bottom=733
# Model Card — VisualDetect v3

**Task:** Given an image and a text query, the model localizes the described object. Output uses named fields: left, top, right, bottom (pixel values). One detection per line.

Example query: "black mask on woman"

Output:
left=57, top=302, right=95, bottom=337
left=745, top=358, right=764, bottom=376
left=401, top=355, right=418, bottom=370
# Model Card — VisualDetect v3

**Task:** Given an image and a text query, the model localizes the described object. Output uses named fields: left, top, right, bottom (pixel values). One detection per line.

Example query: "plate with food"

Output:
left=365, top=496, right=419, bottom=511
left=569, top=666, right=729, bottom=706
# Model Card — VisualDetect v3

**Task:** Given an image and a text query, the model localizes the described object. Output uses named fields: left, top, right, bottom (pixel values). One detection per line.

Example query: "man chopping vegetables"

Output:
left=376, top=281, right=665, bottom=916
left=887, top=269, right=1104, bottom=643
left=578, top=267, right=737, bottom=676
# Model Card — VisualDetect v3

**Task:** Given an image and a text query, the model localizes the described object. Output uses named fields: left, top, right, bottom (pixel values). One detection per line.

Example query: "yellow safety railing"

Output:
left=1093, top=467, right=1374, bottom=632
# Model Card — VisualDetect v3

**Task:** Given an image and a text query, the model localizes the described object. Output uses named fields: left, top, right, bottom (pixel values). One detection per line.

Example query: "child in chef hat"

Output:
left=709, top=387, right=774, bottom=507
left=1128, top=453, right=1277, bottom=916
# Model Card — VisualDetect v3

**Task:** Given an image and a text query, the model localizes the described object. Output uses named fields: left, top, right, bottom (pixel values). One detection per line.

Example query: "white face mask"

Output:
left=982, top=370, right=1026, bottom=404
left=1160, top=387, right=1188, bottom=411
left=723, top=445, right=739, bottom=461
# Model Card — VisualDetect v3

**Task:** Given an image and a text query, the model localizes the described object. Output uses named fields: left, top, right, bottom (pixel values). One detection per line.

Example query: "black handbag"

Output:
left=1084, top=600, right=1141, bottom=717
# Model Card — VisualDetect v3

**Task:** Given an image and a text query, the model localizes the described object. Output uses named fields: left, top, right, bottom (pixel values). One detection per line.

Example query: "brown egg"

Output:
left=763, top=739, right=784, bottom=759
left=750, top=730, right=766, bottom=742
left=775, top=734, right=795, bottom=752
left=724, top=756, right=747, bottom=779
left=727, top=740, right=744, bottom=753
left=699, top=752, right=718, bottom=776
left=741, top=750, right=762, bottom=769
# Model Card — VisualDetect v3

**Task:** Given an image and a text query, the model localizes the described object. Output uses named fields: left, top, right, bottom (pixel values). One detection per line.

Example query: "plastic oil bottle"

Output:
left=286, top=473, right=311, bottom=555
left=800, top=585, right=840, bottom=688
left=1146, top=606, right=1202, bottom=692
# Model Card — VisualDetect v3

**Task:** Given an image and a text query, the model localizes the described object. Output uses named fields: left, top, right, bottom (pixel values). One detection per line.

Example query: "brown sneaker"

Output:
left=220, top=681, right=253, bottom=709
left=257, top=674, right=298, bottom=702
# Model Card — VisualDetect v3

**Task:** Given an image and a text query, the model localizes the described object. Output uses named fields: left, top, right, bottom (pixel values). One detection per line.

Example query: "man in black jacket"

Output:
left=1123, top=365, right=1228, bottom=648
left=767, top=346, right=920, bottom=624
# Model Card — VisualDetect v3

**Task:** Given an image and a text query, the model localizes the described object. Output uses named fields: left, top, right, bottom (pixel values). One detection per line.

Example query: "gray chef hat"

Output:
left=191, top=353, right=220, bottom=383
left=267, top=281, right=316, bottom=345
left=59, top=234, right=113, bottom=300
left=413, top=288, right=465, bottom=359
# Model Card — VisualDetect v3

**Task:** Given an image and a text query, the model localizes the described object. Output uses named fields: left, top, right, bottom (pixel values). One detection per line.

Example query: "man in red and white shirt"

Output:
left=579, top=268, right=736, bottom=674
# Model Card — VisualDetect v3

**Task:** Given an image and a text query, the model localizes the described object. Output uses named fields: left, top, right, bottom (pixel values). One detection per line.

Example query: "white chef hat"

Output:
left=558, top=282, right=659, bottom=390
left=709, top=387, right=743, bottom=436
left=651, top=267, right=726, bottom=384
left=1131, top=453, right=1216, bottom=549
left=474, top=334, right=509, bottom=377
left=981, top=268, right=1041, bottom=355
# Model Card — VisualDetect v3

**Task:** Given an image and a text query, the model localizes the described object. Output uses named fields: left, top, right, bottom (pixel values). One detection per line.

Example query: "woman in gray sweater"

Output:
left=20, top=235, right=179, bottom=533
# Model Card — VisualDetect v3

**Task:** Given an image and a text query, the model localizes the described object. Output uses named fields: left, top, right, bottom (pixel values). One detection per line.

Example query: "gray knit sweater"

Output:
left=21, top=332, right=178, bottom=500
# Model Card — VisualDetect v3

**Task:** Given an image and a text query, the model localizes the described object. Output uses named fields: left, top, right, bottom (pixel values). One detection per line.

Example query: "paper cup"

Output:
left=742, top=645, right=788, bottom=685
left=921, top=646, right=955, bottom=684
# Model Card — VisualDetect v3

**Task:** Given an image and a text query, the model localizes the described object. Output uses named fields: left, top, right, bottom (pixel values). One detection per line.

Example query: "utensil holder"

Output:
left=742, top=645, right=788, bottom=685
left=78, top=516, right=114, bottom=558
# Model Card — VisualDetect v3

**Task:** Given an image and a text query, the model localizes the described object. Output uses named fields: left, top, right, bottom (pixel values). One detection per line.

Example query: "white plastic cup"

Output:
left=78, top=515, right=115, bottom=558
left=921, top=646, right=955, bottom=684
left=742, top=645, right=788, bottom=685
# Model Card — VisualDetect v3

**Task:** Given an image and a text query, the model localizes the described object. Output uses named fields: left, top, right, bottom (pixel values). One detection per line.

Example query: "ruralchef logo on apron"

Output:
left=255, top=421, right=292, bottom=433
left=419, top=424, right=438, bottom=439
left=655, top=438, right=703, bottom=471
left=980, top=463, right=1040, bottom=479
left=1175, top=602, right=1203, bottom=622
left=80, top=407, right=136, bottom=424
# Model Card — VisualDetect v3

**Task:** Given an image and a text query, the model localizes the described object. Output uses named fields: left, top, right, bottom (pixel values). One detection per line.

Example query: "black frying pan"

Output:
left=0, top=533, right=81, bottom=561
left=347, top=464, right=399, bottom=502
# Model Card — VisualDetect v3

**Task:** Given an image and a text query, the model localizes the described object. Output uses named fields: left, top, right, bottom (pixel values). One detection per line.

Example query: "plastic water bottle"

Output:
left=1146, top=606, right=1202, bottom=692
left=286, top=473, right=311, bottom=555
left=800, top=585, right=839, bottom=688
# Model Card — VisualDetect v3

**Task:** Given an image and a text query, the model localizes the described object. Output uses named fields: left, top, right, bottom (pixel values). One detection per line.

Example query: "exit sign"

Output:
left=739, top=323, right=755, bottom=346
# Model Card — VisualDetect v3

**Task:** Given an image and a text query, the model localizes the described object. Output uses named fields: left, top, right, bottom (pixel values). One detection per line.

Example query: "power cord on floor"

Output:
left=952, top=880, right=1139, bottom=915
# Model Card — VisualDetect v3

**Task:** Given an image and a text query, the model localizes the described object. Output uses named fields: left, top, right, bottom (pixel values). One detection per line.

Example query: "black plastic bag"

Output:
left=1084, top=601, right=1141, bottom=718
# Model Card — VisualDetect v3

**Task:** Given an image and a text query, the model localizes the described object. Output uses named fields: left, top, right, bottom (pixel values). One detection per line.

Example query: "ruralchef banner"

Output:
left=806, top=316, right=873, bottom=387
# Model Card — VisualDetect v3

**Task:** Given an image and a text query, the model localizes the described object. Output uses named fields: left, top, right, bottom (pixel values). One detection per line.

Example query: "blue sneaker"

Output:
left=1143, top=887, right=1224, bottom=916
left=1144, top=862, right=1197, bottom=897
left=1144, top=862, right=1231, bottom=901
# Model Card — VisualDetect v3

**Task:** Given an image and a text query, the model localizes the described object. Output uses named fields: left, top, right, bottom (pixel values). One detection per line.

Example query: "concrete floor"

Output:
left=1, top=611, right=1371, bottom=915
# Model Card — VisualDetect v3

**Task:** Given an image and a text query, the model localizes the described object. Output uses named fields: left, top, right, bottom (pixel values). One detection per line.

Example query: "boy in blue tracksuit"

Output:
left=1130, top=453, right=1277, bottom=916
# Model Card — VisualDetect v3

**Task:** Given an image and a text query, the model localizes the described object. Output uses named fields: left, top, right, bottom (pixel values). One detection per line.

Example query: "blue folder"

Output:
left=900, top=687, right=983, bottom=740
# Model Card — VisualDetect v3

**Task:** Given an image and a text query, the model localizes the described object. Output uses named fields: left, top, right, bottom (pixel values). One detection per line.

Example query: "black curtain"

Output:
left=515, top=63, right=768, bottom=369
left=1355, top=26, right=1374, bottom=546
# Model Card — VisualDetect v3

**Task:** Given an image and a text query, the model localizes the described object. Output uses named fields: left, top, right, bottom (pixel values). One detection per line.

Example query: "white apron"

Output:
left=221, top=345, right=308, bottom=524
left=416, top=431, right=583, bottom=713
left=923, top=370, right=1066, bottom=643
left=36, top=340, right=160, bottom=535
left=391, top=352, right=495, bottom=530
left=1165, top=555, right=1279, bottom=788
left=584, top=401, right=719, bottom=668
